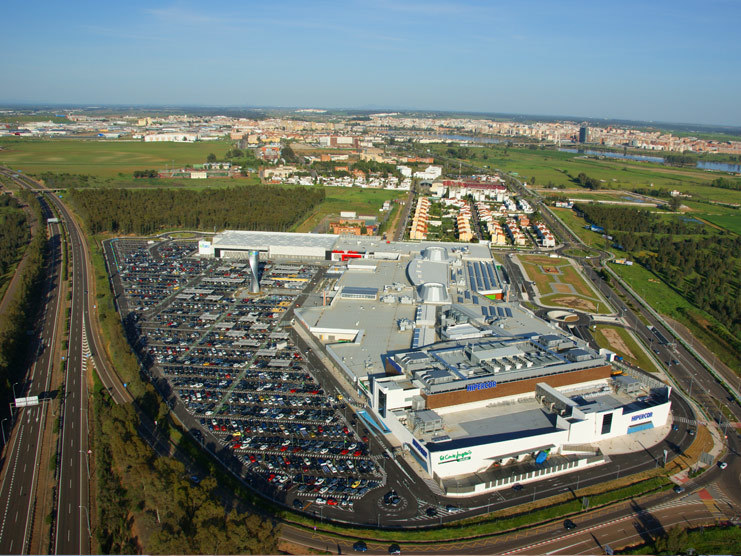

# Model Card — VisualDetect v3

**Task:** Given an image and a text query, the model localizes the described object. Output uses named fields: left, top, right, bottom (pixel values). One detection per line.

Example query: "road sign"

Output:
left=15, top=396, right=39, bottom=408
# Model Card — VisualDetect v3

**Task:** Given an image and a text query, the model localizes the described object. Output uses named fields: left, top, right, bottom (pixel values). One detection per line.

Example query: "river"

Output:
left=558, top=148, right=740, bottom=173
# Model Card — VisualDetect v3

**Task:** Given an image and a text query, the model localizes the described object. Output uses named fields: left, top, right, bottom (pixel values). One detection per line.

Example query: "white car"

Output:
left=315, top=497, right=327, bottom=505
left=718, top=461, right=728, bottom=470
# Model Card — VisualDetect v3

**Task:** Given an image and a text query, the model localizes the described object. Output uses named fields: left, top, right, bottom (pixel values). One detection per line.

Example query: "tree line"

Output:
left=94, top=391, right=278, bottom=554
left=575, top=203, right=702, bottom=235
left=0, top=194, right=31, bottom=281
left=66, top=186, right=325, bottom=235
left=0, top=190, right=46, bottom=411
left=575, top=172, right=603, bottom=190
left=133, top=169, right=159, bottom=178
left=709, top=177, right=741, bottom=191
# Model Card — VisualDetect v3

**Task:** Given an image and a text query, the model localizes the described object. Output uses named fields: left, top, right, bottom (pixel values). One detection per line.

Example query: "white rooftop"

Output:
left=213, top=230, right=339, bottom=251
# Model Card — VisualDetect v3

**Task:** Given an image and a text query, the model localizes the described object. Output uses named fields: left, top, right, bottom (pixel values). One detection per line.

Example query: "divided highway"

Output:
left=0, top=168, right=132, bottom=555
left=0, top=192, right=62, bottom=554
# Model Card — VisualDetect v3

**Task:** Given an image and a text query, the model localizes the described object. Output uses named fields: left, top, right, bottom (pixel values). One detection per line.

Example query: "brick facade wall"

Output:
left=423, top=365, right=613, bottom=409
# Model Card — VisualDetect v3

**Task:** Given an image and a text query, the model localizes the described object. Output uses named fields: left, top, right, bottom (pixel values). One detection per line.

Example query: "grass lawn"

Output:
left=292, top=187, right=405, bottom=233
left=559, top=264, right=599, bottom=298
left=539, top=293, right=606, bottom=313
left=549, top=207, right=611, bottom=249
left=0, top=138, right=232, bottom=176
left=592, top=325, right=660, bottom=373
left=520, top=254, right=607, bottom=313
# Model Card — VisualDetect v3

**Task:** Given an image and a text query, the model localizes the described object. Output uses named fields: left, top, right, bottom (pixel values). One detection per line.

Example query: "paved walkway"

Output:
left=594, top=422, right=672, bottom=455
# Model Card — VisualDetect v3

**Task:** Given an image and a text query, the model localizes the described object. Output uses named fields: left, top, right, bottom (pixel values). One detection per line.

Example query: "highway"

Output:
left=0, top=193, right=62, bottom=554
left=0, top=169, right=132, bottom=554
left=53, top=202, right=89, bottom=555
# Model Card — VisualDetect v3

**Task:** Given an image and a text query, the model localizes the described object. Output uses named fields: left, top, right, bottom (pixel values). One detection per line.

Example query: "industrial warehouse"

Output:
left=199, top=231, right=673, bottom=495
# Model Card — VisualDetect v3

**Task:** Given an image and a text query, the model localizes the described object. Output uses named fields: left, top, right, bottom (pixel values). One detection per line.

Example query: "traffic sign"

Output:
left=15, top=396, right=39, bottom=408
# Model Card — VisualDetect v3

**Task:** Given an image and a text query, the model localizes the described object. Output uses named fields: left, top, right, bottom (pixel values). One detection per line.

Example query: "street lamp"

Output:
left=80, top=505, right=91, bottom=537
left=80, top=449, right=90, bottom=477
left=12, top=382, right=20, bottom=400
left=1, top=418, right=7, bottom=445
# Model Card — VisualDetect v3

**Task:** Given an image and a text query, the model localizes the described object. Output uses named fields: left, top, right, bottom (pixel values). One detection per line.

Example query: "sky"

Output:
left=2, top=0, right=741, bottom=126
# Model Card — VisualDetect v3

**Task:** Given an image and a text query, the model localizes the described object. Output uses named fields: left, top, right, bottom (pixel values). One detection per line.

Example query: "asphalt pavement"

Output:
left=0, top=192, right=63, bottom=554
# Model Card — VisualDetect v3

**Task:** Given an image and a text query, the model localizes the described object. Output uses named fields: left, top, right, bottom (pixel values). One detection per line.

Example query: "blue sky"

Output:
left=2, top=0, right=741, bottom=125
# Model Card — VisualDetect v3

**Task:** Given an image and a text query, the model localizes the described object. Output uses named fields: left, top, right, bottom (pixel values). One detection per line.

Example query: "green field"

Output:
left=293, top=187, right=405, bottom=233
left=609, top=261, right=740, bottom=372
left=519, top=254, right=609, bottom=314
left=549, top=207, right=609, bottom=248
left=537, top=189, right=656, bottom=203
left=429, top=143, right=741, bottom=207
left=701, top=212, right=741, bottom=234
left=0, top=138, right=231, bottom=176
left=681, top=200, right=741, bottom=235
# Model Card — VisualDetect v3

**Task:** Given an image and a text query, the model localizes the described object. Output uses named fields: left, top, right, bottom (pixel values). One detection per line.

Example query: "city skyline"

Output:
left=2, top=0, right=741, bottom=126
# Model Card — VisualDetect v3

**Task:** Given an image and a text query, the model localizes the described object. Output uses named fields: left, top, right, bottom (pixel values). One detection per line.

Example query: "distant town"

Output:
left=3, top=109, right=741, bottom=155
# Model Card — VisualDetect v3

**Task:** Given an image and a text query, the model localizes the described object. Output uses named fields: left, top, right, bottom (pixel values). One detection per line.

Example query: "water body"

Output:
left=559, top=148, right=740, bottom=173
left=696, top=161, right=741, bottom=173
left=559, top=148, right=664, bottom=163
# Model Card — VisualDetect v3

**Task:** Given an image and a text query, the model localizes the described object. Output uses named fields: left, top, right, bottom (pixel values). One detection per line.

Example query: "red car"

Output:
left=327, top=498, right=338, bottom=506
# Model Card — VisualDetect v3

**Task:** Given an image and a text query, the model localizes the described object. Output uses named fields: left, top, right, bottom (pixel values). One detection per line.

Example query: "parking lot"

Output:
left=108, top=238, right=383, bottom=511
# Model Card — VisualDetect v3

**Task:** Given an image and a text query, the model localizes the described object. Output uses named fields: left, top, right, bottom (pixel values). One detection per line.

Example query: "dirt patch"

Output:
left=552, top=283, right=572, bottom=294
left=602, top=328, right=637, bottom=361
left=521, top=255, right=568, bottom=267
left=542, top=266, right=559, bottom=274
left=545, top=295, right=597, bottom=312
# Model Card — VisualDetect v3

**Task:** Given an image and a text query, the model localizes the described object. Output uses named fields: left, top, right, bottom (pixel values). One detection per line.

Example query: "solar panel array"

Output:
left=481, top=305, right=513, bottom=319
left=466, top=261, right=502, bottom=293
left=411, top=328, right=422, bottom=349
